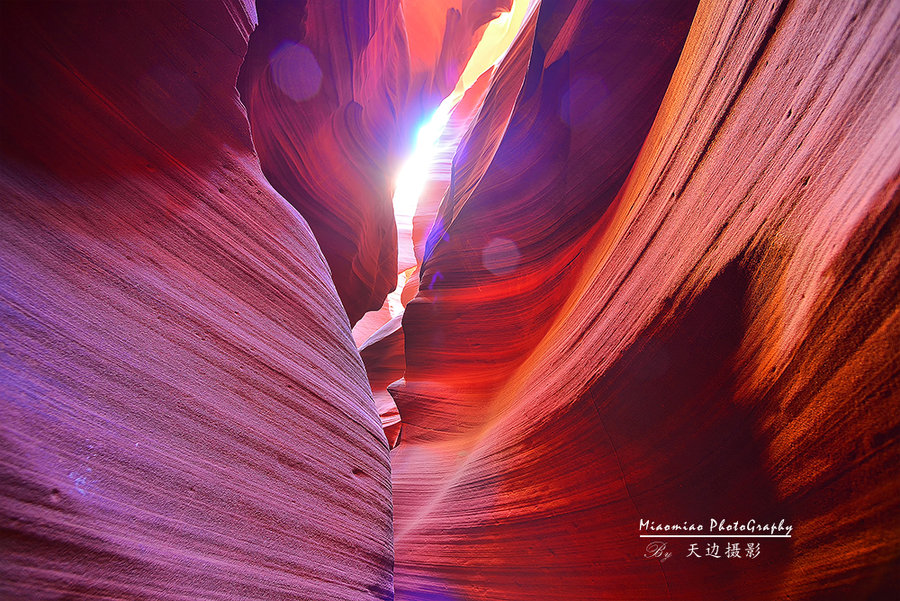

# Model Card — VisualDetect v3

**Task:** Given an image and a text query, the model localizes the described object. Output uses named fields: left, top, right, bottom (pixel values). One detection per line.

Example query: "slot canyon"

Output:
left=1, top=0, right=898, bottom=599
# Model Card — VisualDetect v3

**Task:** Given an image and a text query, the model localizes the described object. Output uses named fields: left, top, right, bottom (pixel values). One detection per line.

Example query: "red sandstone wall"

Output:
left=238, top=0, right=509, bottom=325
left=0, top=2, right=393, bottom=599
left=1, top=0, right=897, bottom=599
left=389, top=0, right=900, bottom=599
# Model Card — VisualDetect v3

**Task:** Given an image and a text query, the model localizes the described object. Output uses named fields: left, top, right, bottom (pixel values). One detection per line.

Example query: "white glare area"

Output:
left=387, top=268, right=413, bottom=318
left=392, top=96, right=457, bottom=217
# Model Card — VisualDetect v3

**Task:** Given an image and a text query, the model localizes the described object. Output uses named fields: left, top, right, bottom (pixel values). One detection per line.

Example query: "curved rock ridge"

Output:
left=353, top=62, right=497, bottom=352
left=389, top=0, right=900, bottom=599
left=238, top=0, right=511, bottom=326
left=396, top=0, right=700, bottom=433
left=0, top=2, right=393, bottom=599
left=359, top=316, right=406, bottom=449
left=403, top=0, right=515, bottom=105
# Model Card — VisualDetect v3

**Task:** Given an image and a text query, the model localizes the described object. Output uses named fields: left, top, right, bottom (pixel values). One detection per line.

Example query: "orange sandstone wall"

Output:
left=0, top=0, right=897, bottom=599
left=238, top=0, right=510, bottom=325
left=0, top=2, right=393, bottom=599
left=389, top=0, right=899, bottom=599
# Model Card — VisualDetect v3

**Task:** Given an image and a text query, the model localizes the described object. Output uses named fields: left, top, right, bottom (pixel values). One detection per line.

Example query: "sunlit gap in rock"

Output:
left=351, top=3, right=527, bottom=343
left=384, top=2, right=528, bottom=321
left=392, top=3, right=525, bottom=220
left=392, top=98, right=456, bottom=219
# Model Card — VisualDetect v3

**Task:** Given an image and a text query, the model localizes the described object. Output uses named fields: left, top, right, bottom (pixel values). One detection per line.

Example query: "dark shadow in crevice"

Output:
left=583, top=257, right=792, bottom=600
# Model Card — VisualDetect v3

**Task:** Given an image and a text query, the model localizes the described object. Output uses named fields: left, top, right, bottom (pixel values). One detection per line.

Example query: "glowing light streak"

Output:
left=392, top=96, right=456, bottom=217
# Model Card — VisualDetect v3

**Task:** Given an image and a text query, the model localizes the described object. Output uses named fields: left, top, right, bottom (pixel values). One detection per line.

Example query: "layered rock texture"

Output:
left=388, top=0, right=900, bottom=599
left=0, top=1, right=393, bottom=599
left=238, top=0, right=510, bottom=325
left=2, top=0, right=898, bottom=600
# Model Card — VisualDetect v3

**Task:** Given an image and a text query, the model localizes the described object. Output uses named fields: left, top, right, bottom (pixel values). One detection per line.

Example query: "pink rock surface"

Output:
left=389, top=0, right=900, bottom=599
left=2, top=0, right=898, bottom=599
left=0, top=2, right=392, bottom=599
left=238, top=0, right=510, bottom=325
left=359, top=317, right=406, bottom=449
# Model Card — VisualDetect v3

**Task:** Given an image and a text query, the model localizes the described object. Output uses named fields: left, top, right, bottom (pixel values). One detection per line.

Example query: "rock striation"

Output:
left=238, top=0, right=510, bottom=325
left=1, top=0, right=898, bottom=600
left=388, top=0, right=900, bottom=599
left=0, top=2, right=393, bottom=599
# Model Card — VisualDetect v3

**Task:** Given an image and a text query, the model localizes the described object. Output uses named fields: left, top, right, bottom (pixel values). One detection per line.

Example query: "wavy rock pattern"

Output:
left=359, top=317, right=406, bottom=449
left=239, top=0, right=509, bottom=325
left=396, top=0, right=701, bottom=435
left=0, top=2, right=392, bottom=599
left=390, top=0, right=899, bottom=599
left=2, top=0, right=898, bottom=599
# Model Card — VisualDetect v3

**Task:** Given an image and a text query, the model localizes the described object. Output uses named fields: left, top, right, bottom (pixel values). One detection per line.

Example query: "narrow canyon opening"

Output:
left=356, top=1, right=529, bottom=345
left=1, top=1, right=898, bottom=600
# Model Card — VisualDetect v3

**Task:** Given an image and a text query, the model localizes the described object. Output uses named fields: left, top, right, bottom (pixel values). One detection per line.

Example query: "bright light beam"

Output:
left=392, top=96, right=456, bottom=217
